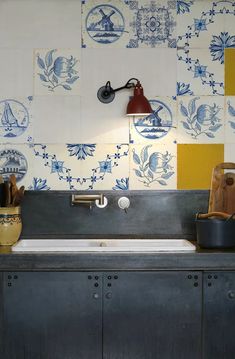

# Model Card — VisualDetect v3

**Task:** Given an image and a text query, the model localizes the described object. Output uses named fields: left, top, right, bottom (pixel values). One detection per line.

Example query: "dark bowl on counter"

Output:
left=196, top=213, right=235, bottom=249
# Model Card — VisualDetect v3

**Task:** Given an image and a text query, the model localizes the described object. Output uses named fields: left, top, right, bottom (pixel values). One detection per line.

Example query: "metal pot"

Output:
left=196, top=212, right=235, bottom=249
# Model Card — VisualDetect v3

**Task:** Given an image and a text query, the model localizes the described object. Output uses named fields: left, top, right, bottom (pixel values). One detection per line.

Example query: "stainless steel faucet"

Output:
left=71, top=194, right=104, bottom=207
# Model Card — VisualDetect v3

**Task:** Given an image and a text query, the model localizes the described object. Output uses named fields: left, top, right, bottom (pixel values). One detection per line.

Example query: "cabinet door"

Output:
left=203, top=271, right=235, bottom=359
left=103, top=272, right=202, bottom=359
left=3, top=272, right=102, bottom=359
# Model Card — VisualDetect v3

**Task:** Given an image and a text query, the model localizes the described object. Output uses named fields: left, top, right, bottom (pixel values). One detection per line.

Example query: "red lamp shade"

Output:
left=126, top=81, right=152, bottom=116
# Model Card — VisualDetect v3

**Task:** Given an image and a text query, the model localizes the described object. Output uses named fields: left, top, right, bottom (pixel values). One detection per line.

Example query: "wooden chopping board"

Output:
left=209, top=162, right=235, bottom=214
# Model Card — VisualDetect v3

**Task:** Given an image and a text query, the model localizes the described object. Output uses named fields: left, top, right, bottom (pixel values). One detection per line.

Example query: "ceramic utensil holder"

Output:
left=0, top=207, right=22, bottom=246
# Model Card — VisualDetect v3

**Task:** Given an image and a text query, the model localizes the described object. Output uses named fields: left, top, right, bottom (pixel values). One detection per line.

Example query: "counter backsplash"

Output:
left=20, top=190, right=208, bottom=239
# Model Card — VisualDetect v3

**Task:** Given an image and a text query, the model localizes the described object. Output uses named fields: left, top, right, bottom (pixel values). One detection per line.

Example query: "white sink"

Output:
left=12, top=239, right=195, bottom=252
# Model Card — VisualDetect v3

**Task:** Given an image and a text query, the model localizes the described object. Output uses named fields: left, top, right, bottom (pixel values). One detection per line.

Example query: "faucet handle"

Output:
left=118, top=197, right=130, bottom=213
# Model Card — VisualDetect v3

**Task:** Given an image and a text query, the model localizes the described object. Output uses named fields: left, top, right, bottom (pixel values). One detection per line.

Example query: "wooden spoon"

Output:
left=12, top=186, right=25, bottom=206
left=9, top=174, right=18, bottom=204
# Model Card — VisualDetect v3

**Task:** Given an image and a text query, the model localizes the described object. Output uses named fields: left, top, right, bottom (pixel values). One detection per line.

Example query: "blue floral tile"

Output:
left=34, top=49, right=80, bottom=95
left=0, top=97, right=33, bottom=143
left=27, top=142, right=129, bottom=190
left=28, top=142, right=82, bottom=190
left=177, top=48, right=224, bottom=95
left=82, top=0, right=130, bottom=48
left=177, top=0, right=226, bottom=49
left=81, top=144, right=129, bottom=190
left=0, top=144, right=34, bottom=188
left=130, top=97, right=177, bottom=144
left=129, top=143, right=177, bottom=189
left=225, top=96, right=235, bottom=143
left=127, top=0, right=177, bottom=48
left=177, top=96, right=225, bottom=143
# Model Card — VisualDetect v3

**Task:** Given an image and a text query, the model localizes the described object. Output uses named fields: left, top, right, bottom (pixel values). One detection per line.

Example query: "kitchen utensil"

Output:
left=196, top=212, right=235, bottom=249
left=2, top=181, right=11, bottom=207
left=209, top=162, right=235, bottom=214
left=9, top=174, right=18, bottom=205
left=12, top=186, right=25, bottom=207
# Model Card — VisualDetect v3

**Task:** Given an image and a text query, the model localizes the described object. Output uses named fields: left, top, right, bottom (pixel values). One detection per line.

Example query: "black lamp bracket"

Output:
left=97, top=78, right=139, bottom=104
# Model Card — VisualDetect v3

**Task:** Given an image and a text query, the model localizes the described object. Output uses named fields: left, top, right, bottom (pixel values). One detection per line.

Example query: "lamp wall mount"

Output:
left=97, top=78, right=138, bottom=104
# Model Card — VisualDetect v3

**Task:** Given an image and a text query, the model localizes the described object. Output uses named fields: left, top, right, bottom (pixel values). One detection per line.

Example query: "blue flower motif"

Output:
left=113, top=178, right=129, bottom=190
left=53, top=56, right=78, bottom=78
left=194, top=65, right=207, bottom=78
left=177, top=82, right=194, bottom=96
left=210, top=32, right=235, bottom=64
left=28, top=177, right=50, bottom=191
left=51, top=160, right=64, bottom=173
left=177, top=1, right=194, bottom=14
left=67, top=144, right=96, bottom=160
left=37, top=50, right=79, bottom=92
left=99, top=161, right=112, bottom=173
left=194, top=18, right=207, bottom=31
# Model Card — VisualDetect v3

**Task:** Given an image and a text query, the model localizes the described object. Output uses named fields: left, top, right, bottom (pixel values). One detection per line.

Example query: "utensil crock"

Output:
left=0, top=207, right=22, bottom=246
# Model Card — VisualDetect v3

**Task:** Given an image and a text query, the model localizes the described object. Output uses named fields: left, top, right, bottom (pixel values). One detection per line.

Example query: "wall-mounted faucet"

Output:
left=71, top=194, right=107, bottom=209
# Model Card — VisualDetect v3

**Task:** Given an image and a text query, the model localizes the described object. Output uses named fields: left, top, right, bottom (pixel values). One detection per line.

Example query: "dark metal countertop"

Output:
left=0, top=242, right=235, bottom=271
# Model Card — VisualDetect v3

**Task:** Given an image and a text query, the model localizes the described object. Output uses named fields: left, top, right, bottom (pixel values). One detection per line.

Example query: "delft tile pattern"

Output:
left=0, top=144, right=34, bottom=189
left=225, top=96, right=235, bottom=143
left=130, top=97, right=177, bottom=145
left=177, top=0, right=235, bottom=96
left=26, top=141, right=129, bottom=190
left=81, top=0, right=177, bottom=48
left=1, top=1, right=235, bottom=191
left=129, top=143, right=177, bottom=189
left=0, top=97, right=33, bottom=143
left=177, top=96, right=225, bottom=143
left=34, top=49, right=80, bottom=95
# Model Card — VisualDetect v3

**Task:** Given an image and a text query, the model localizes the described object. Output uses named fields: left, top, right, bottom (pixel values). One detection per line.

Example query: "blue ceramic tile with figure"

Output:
left=0, top=100, right=29, bottom=138
left=0, top=149, right=28, bottom=182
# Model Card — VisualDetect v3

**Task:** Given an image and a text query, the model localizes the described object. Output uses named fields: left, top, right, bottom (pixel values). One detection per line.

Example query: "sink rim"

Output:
left=12, top=239, right=196, bottom=252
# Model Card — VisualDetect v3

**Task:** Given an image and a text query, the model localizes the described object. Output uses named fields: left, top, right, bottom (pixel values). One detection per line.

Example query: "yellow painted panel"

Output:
left=177, top=144, right=224, bottom=190
left=225, top=48, right=235, bottom=96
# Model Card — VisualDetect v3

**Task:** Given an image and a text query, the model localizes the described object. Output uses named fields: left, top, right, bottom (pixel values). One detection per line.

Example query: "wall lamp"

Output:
left=97, top=78, right=153, bottom=116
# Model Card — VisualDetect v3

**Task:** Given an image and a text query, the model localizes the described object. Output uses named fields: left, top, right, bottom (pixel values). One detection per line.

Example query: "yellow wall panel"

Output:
left=177, top=144, right=224, bottom=190
left=225, top=48, right=235, bottom=96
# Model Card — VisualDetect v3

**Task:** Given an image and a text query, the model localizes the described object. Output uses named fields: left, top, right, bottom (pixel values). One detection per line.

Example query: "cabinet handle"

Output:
left=228, top=290, right=235, bottom=299
left=105, top=292, right=112, bottom=299
left=93, top=293, right=99, bottom=299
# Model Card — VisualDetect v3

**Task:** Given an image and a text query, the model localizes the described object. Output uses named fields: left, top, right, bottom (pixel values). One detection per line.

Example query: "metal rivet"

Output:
left=208, top=275, right=212, bottom=279
left=94, top=283, right=99, bottom=287
left=214, top=275, right=218, bottom=279
left=8, top=283, right=11, bottom=287
left=107, top=283, right=112, bottom=287
left=93, top=293, right=99, bottom=299
left=108, top=276, right=112, bottom=280
left=88, top=275, right=92, bottom=280
left=8, top=275, right=12, bottom=280
left=194, top=275, right=198, bottom=280
left=194, top=282, right=198, bottom=287
left=14, top=275, right=18, bottom=280
left=188, top=275, right=192, bottom=279
left=95, top=276, right=99, bottom=280
left=114, top=275, right=118, bottom=280
left=208, top=282, right=212, bottom=287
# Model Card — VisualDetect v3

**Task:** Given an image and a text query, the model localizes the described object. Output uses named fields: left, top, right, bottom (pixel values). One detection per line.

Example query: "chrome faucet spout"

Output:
left=71, top=194, right=104, bottom=206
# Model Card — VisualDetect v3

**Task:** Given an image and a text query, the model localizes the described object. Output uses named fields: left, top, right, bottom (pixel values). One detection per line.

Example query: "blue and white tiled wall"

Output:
left=0, top=0, right=235, bottom=190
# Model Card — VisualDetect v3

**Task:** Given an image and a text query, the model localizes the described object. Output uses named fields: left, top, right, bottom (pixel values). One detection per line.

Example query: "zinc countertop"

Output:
left=0, top=242, right=235, bottom=271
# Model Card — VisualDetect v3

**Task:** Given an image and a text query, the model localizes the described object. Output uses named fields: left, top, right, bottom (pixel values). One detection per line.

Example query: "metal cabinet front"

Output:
left=3, top=272, right=102, bottom=359
left=203, top=271, right=235, bottom=359
left=103, top=271, right=202, bottom=359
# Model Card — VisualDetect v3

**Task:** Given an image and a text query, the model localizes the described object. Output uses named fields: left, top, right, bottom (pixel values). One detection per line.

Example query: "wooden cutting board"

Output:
left=209, top=162, right=235, bottom=214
